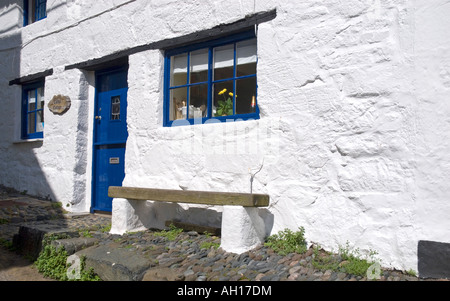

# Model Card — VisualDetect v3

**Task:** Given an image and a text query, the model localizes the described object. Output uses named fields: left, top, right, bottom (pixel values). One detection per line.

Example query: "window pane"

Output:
left=236, top=77, right=257, bottom=114
left=237, top=38, right=257, bottom=77
left=28, top=89, right=36, bottom=111
left=37, top=87, right=44, bottom=109
left=36, top=110, right=44, bottom=132
left=213, top=81, right=234, bottom=117
left=30, top=0, right=36, bottom=23
left=190, top=49, right=208, bottom=84
left=111, top=96, right=120, bottom=120
left=214, top=44, right=234, bottom=80
left=189, top=84, right=208, bottom=118
left=28, top=112, right=35, bottom=134
left=36, top=0, right=47, bottom=20
left=171, top=53, right=188, bottom=87
left=170, top=87, right=187, bottom=120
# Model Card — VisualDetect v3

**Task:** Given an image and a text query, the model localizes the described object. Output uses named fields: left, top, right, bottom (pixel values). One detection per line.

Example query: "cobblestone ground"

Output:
left=0, top=185, right=447, bottom=282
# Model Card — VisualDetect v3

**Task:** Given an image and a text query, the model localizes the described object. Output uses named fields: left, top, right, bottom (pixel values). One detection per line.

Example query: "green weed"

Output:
left=35, top=233, right=101, bottom=281
left=264, top=227, right=307, bottom=255
left=312, top=242, right=380, bottom=278
left=35, top=244, right=69, bottom=280
left=0, top=238, right=13, bottom=250
left=200, top=241, right=220, bottom=249
left=154, top=223, right=183, bottom=241
left=406, top=269, right=417, bottom=277
left=100, top=223, right=111, bottom=233
left=80, top=229, right=93, bottom=238
left=51, top=202, right=63, bottom=209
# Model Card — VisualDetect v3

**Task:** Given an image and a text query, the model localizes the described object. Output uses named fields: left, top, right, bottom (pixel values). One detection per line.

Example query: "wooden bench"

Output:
left=108, top=186, right=270, bottom=254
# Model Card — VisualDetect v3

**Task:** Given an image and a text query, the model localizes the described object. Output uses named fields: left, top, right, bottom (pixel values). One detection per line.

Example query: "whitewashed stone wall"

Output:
left=1, top=0, right=450, bottom=272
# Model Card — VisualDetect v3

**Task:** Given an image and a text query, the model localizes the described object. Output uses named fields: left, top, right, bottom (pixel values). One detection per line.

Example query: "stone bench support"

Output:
left=220, top=206, right=266, bottom=254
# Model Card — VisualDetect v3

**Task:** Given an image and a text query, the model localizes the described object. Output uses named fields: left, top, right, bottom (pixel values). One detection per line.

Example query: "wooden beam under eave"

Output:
left=108, top=186, right=269, bottom=207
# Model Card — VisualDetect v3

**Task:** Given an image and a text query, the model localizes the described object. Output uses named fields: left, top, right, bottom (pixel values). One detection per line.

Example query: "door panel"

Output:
left=94, top=88, right=128, bottom=145
left=93, top=144, right=126, bottom=211
left=92, top=67, right=128, bottom=212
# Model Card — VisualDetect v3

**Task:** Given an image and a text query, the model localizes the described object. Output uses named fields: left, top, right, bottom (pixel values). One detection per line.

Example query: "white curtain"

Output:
left=214, top=44, right=234, bottom=69
left=214, top=38, right=257, bottom=69
left=237, top=38, right=257, bottom=66
left=191, top=49, right=208, bottom=72
left=172, top=54, right=187, bottom=74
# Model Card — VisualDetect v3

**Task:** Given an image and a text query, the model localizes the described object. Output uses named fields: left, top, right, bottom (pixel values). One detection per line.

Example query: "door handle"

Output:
left=95, top=116, right=102, bottom=120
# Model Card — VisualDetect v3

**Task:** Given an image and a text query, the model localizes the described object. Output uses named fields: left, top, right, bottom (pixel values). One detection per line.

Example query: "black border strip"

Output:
left=9, top=68, right=53, bottom=86
left=64, top=9, right=277, bottom=71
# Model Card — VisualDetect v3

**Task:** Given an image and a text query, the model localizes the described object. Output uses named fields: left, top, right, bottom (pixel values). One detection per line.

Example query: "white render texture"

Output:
left=1, top=0, right=450, bottom=272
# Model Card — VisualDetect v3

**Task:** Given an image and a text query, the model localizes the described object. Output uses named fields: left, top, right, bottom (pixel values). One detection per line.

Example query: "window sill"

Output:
left=13, top=138, right=44, bottom=144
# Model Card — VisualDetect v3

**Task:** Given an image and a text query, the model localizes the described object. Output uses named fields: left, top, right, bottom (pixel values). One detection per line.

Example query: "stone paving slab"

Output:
left=76, top=244, right=153, bottom=281
left=51, top=237, right=98, bottom=255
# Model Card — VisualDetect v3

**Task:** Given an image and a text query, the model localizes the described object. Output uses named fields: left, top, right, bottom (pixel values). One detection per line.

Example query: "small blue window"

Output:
left=22, top=81, right=45, bottom=139
left=111, top=96, right=121, bottom=120
left=23, top=0, right=47, bottom=26
left=164, top=29, right=259, bottom=126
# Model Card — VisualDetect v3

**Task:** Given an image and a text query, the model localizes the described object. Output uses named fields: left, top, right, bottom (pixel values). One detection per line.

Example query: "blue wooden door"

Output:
left=92, top=68, right=128, bottom=212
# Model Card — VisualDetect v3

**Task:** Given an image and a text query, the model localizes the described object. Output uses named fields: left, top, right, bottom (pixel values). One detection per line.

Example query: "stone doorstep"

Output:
left=63, top=212, right=91, bottom=219
left=0, top=200, right=28, bottom=207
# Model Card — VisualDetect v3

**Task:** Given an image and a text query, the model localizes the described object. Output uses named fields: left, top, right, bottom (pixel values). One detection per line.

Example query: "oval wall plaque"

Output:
left=48, top=95, right=71, bottom=115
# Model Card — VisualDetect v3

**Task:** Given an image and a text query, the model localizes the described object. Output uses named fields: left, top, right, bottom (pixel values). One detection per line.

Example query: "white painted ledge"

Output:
left=12, top=138, right=44, bottom=144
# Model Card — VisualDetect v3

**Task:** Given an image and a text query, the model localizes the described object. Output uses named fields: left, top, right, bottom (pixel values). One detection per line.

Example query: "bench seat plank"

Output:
left=108, top=186, right=269, bottom=207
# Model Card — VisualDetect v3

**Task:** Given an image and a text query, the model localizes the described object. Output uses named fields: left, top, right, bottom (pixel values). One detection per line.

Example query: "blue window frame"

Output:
left=23, top=0, right=47, bottom=26
left=164, top=29, right=259, bottom=127
left=22, top=81, right=45, bottom=139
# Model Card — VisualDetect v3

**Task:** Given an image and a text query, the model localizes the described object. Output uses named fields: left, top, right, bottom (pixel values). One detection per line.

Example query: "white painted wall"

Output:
left=1, top=0, right=450, bottom=272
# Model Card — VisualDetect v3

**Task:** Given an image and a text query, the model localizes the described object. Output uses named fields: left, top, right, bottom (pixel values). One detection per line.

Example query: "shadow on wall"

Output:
left=0, top=1, right=71, bottom=268
left=0, top=1, right=56, bottom=202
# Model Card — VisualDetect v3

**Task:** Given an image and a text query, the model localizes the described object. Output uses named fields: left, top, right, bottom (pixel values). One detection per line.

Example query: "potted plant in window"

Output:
left=216, top=89, right=234, bottom=116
